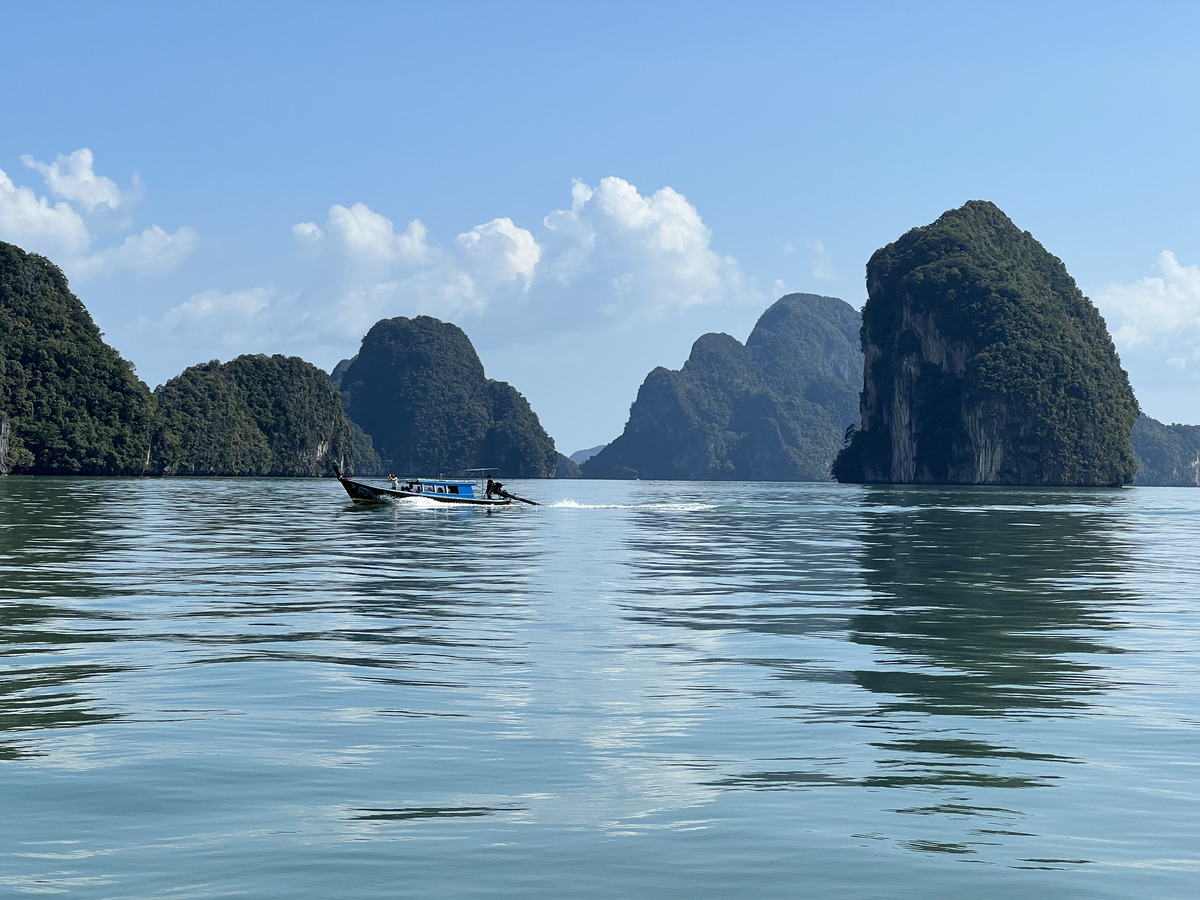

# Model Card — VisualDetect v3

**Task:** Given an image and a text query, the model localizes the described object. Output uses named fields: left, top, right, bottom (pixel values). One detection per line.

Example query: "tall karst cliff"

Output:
left=833, top=201, right=1138, bottom=486
left=337, top=315, right=558, bottom=477
left=0, top=241, right=156, bottom=474
left=583, top=293, right=863, bottom=480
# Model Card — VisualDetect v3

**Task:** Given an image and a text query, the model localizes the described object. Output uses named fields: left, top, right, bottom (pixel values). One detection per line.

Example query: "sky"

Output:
left=2, top=1, right=1199, bottom=454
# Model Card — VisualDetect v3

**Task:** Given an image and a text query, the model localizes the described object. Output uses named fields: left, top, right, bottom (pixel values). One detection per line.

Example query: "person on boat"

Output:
left=388, top=473, right=399, bottom=489
left=486, top=477, right=497, bottom=499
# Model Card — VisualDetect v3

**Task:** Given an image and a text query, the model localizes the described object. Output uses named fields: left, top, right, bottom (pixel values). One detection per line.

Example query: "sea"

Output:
left=1, top=476, right=1197, bottom=898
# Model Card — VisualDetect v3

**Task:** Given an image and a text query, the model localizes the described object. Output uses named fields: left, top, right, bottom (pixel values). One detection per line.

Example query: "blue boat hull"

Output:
left=337, top=476, right=512, bottom=506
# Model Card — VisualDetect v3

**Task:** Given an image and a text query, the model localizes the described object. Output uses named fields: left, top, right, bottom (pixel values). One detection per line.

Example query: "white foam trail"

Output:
left=548, top=499, right=716, bottom=512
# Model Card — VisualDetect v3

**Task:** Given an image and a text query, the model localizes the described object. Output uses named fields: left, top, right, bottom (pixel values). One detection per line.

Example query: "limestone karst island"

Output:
left=2, top=204, right=1199, bottom=486
left=833, top=200, right=1139, bottom=487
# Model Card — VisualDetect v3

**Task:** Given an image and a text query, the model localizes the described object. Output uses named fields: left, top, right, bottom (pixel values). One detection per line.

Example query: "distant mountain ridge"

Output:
left=569, top=444, right=606, bottom=465
left=583, top=293, right=863, bottom=480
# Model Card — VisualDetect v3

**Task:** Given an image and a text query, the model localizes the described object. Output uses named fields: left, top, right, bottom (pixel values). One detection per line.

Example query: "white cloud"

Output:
left=285, top=178, right=756, bottom=333
left=0, top=148, right=195, bottom=280
left=1097, top=251, right=1200, bottom=349
left=22, top=149, right=124, bottom=212
left=322, top=202, right=430, bottom=265
left=292, top=221, right=322, bottom=243
left=74, top=224, right=200, bottom=280
left=0, top=165, right=90, bottom=254
left=537, top=176, right=755, bottom=322
left=154, top=285, right=276, bottom=346
left=1093, top=250, right=1200, bottom=424
left=456, top=217, right=539, bottom=289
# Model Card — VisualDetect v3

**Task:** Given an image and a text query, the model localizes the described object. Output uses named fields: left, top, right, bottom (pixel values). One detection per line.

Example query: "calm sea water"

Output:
left=1, top=477, right=1197, bottom=898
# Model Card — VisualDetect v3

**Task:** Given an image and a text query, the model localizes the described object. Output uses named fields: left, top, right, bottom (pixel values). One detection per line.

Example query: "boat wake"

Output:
left=548, top=499, right=716, bottom=512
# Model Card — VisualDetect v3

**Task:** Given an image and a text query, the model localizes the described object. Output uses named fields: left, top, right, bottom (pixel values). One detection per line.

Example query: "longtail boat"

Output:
left=334, top=467, right=537, bottom=506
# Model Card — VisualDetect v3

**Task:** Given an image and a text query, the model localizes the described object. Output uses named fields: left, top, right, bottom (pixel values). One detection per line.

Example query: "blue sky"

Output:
left=2, top=2, right=1199, bottom=453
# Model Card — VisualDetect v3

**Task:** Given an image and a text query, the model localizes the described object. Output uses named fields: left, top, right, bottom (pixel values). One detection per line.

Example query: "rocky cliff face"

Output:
left=0, top=413, right=9, bottom=475
left=583, top=293, right=863, bottom=480
left=834, top=201, right=1138, bottom=486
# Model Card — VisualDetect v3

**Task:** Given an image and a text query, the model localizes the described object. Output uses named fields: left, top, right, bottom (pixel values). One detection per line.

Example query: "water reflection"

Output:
left=0, top=479, right=136, bottom=758
left=614, top=483, right=1140, bottom=862
left=845, top=487, right=1136, bottom=856
left=852, top=486, right=1132, bottom=715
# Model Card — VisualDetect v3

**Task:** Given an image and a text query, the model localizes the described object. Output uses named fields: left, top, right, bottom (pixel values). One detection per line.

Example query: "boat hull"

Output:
left=337, top=476, right=512, bottom=506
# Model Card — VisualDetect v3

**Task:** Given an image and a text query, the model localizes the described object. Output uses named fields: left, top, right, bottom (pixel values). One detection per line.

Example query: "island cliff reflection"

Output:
left=0, top=478, right=133, bottom=758
left=619, top=484, right=1138, bottom=858
left=851, top=486, right=1132, bottom=717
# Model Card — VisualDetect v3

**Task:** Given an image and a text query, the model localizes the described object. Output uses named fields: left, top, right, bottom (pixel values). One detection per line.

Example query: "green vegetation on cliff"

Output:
left=834, top=201, right=1138, bottom=486
left=338, top=316, right=558, bottom=477
left=154, top=354, right=359, bottom=476
left=1131, top=414, right=1200, bottom=486
left=0, top=242, right=155, bottom=474
left=583, top=293, right=862, bottom=480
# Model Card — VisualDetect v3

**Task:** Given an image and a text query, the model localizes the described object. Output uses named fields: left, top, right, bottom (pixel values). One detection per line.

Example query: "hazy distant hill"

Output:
left=569, top=444, right=606, bottom=465
left=583, top=293, right=862, bottom=480
left=153, top=354, right=359, bottom=476
left=0, top=241, right=156, bottom=474
left=834, top=201, right=1138, bottom=486
left=337, top=316, right=559, bottom=478
left=1131, top=414, right=1200, bottom=486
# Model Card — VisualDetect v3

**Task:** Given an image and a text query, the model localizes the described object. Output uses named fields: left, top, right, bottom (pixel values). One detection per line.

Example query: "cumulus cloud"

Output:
left=292, top=221, right=322, bottom=243
left=73, top=224, right=200, bottom=280
left=153, top=285, right=277, bottom=346
left=303, top=202, right=431, bottom=265
left=457, top=217, right=540, bottom=289
left=0, top=165, right=90, bottom=255
left=22, top=149, right=125, bottom=213
left=0, top=148, right=195, bottom=279
left=537, top=176, right=754, bottom=322
left=281, top=177, right=759, bottom=339
left=1096, top=251, right=1200, bottom=353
